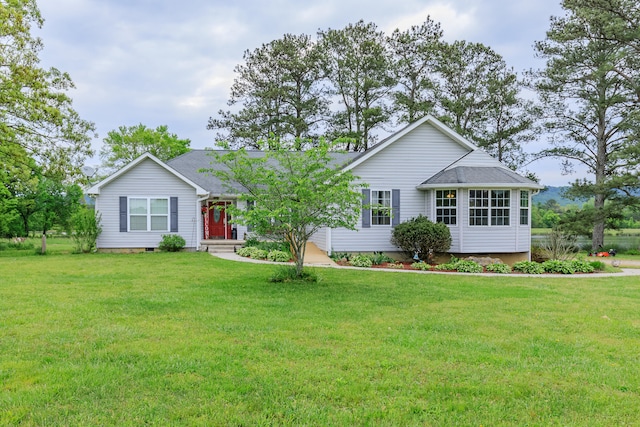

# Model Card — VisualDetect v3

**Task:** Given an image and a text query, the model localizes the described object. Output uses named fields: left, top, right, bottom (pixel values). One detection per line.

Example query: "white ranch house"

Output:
left=87, top=116, right=543, bottom=260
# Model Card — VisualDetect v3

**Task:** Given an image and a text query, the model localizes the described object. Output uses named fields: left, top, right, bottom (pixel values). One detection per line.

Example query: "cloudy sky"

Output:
left=34, top=0, right=578, bottom=185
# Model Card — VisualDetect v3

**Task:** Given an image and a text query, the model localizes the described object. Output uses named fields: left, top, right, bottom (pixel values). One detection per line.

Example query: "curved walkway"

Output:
left=212, top=251, right=640, bottom=278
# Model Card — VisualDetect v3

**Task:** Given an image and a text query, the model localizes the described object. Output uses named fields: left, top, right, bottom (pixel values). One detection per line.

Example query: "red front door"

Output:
left=208, top=201, right=232, bottom=239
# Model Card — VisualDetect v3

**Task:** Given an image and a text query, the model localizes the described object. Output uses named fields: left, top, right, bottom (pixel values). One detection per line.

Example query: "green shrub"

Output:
left=541, top=259, right=575, bottom=274
left=350, top=254, right=373, bottom=268
left=71, top=209, right=102, bottom=253
left=432, top=257, right=482, bottom=273
left=330, top=252, right=350, bottom=262
left=570, top=259, right=595, bottom=273
left=370, top=251, right=394, bottom=265
left=589, top=260, right=606, bottom=271
left=267, top=250, right=291, bottom=262
left=391, top=215, right=451, bottom=262
left=512, top=261, right=545, bottom=274
left=244, top=237, right=289, bottom=253
left=250, top=249, right=268, bottom=259
left=411, top=262, right=432, bottom=271
left=236, top=246, right=255, bottom=257
left=159, top=234, right=186, bottom=252
left=485, top=263, right=512, bottom=274
left=624, top=248, right=640, bottom=256
left=0, top=242, right=7, bottom=251
left=269, top=265, right=317, bottom=283
left=454, top=260, right=484, bottom=273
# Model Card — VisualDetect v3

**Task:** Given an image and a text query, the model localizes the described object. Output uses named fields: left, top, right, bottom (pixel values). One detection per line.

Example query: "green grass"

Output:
left=2, top=252, right=640, bottom=425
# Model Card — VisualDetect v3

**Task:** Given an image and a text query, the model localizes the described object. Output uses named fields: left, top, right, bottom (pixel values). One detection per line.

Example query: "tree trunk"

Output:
left=592, top=193, right=606, bottom=251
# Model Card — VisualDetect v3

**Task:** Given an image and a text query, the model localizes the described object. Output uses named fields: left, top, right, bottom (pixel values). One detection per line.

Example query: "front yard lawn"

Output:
left=1, top=252, right=639, bottom=425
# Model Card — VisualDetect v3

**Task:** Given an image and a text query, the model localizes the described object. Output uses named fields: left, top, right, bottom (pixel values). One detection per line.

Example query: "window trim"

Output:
left=128, top=196, right=170, bottom=232
left=371, top=189, right=392, bottom=226
left=468, top=189, right=511, bottom=227
left=520, top=190, right=529, bottom=226
left=435, top=189, right=457, bottom=225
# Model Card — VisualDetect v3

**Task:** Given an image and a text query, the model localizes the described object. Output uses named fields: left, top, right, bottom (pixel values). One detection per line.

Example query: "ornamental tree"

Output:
left=204, top=138, right=363, bottom=277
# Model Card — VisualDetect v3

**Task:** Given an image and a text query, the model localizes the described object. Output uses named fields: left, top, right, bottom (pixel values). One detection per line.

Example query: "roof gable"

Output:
left=86, top=152, right=208, bottom=196
left=342, top=115, right=477, bottom=171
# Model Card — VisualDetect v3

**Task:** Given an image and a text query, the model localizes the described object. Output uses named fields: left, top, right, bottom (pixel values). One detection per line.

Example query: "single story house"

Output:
left=87, top=115, right=543, bottom=259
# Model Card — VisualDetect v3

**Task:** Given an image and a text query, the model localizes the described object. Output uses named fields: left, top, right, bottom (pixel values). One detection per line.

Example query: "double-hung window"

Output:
left=436, top=190, right=457, bottom=225
left=371, top=190, right=391, bottom=225
left=491, top=190, right=510, bottom=226
left=469, top=190, right=510, bottom=226
left=129, top=197, right=169, bottom=231
left=520, top=190, right=529, bottom=225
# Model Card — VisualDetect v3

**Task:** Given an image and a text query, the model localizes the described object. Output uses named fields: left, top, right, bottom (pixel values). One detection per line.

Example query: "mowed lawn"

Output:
left=1, top=252, right=640, bottom=425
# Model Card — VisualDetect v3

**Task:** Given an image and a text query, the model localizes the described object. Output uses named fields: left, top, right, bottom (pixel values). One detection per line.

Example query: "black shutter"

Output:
left=170, top=197, right=178, bottom=232
left=392, top=189, right=400, bottom=227
left=119, top=197, right=127, bottom=232
left=362, top=189, right=371, bottom=228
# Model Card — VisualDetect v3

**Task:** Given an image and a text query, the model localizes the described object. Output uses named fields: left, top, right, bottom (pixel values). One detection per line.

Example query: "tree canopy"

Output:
left=533, top=0, right=640, bottom=250
left=99, top=124, right=191, bottom=171
left=208, top=18, right=534, bottom=168
left=205, top=139, right=363, bottom=277
left=0, top=0, right=95, bottom=180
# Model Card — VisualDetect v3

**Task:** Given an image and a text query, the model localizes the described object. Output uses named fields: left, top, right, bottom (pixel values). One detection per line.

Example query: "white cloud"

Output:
left=384, top=2, right=479, bottom=40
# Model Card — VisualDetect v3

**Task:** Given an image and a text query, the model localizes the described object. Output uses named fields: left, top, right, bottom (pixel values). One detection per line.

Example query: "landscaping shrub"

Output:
left=244, top=237, right=289, bottom=253
left=370, top=251, right=395, bottom=265
left=485, top=263, right=512, bottom=274
left=624, top=248, right=640, bottom=256
left=453, top=260, right=484, bottom=273
left=589, top=260, right=606, bottom=271
left=159, top=234, right=186, bottom=252
left=391, top=215, right=451, bottom=262
left=570, top=259, right=595, bottom=273
left=350, top=254, right=373, bottom=268
left=541, top=259, right=575, bottom=274
left=330, top=252, right=350, bottom=262
left=411, top=262, right=432, bottom=271
left=71, top=209, right=102, bottom=253
left=250, top=248, right=268, bottom=259
left=432, top=257, right=482, bottom=273
left=267, top=250, right=291, bottom=262
left=540, top=227, right=579, bottom=261
left=236, top=246, right=255, bottom=257
left=512, top=261, right=545, bottom=274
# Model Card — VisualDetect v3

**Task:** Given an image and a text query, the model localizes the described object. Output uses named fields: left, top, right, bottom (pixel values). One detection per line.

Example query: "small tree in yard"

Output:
left=70, top=209, right=102, bottom=253
left=391, top=215, right=451, bottom=262
left=205, top=138, right=363, bottom=278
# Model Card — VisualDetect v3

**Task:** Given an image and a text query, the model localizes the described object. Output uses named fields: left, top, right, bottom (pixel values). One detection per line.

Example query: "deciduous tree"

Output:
left=205, top=139, right=363, bottom=277
left=100, top=124, right=190, bottom=170
left=0, top=0, right=95, bottom=179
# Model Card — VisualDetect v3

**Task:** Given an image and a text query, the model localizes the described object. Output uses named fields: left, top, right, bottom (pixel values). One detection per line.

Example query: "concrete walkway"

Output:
left=212, top=244, right=640, bottom=277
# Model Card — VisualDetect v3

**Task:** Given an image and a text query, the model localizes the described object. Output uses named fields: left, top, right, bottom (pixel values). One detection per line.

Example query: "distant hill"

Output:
left=532, top=186, right=581, bottom=206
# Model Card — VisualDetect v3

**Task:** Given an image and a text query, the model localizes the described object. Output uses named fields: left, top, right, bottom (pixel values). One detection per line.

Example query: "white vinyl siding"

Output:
left=331, top=122, right=469, bottom=252
left=95, top=158, right=201, bottom=249
left=457, top=189, right=530, bottom=253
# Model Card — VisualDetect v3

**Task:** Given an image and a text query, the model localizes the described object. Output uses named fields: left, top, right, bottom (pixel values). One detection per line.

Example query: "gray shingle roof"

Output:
left=167, top=149, right=358, bottom=194
left=420, top=166, right=540, bottom=187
